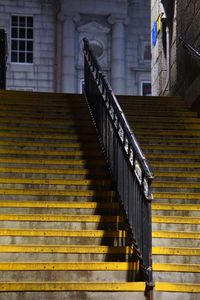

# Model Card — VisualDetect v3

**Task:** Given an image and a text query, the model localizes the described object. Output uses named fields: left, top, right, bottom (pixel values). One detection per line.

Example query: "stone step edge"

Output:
left=0, top=244, right=199, bottom=256
left=0, top=281, right=146, bottom=292
left=155, top=282, right=200, bottom=293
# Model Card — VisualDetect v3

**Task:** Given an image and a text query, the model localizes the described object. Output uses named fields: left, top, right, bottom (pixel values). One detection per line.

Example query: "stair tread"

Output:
left=0, top=281, right=146, bottom=291
left=0, top=244, right=133, bottom=254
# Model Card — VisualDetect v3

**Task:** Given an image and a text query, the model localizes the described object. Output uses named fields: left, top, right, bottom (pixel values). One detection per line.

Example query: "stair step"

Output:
left=0, top=200, right=119, bottom=209
left=0, top=189, right=116, bottom=197
left=0, top=244, right=132, bottom=255
left=152, top=247, right=200, bottom=256
left=155, top=171, right=200, bottom=179
left=0, top=140, right=97, bottom=149
left=152, top=230, right=200, bottom=239
left=154, top=192, right=200, bottom=200
left=0, top=214, right=123, bottom=223
left=155, top=282, right=200, bottom=293
left=0, top=132, right=96, bottom=140
left=0, top=177, right=112, bottom=187
left=0, top=157, right=105, bottom=166
left=0, top=281, right=145, bottom=292
left=153, top=263, right=200, bottom=272
left=0, top=228, right=127, bottom=238
left=152, top=216, right=200, bottom=224
left=0, top=149, right=103, bottom=158
left=152, top=203, right=200, bottom=211
left=148, top=153, right=200, bottom=160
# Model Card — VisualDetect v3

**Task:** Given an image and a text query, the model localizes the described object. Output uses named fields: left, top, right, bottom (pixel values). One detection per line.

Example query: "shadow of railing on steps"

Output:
left=83, top=37, right=154, bottom=299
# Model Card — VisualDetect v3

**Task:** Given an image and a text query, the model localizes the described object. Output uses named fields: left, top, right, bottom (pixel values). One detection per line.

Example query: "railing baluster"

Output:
left=83, top=37, right=154, bottom=296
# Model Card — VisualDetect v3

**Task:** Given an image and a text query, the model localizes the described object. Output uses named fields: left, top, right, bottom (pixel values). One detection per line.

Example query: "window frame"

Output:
left=140, top=81, right=152, bottom=96
left=10, top=15, right=34, bottom=64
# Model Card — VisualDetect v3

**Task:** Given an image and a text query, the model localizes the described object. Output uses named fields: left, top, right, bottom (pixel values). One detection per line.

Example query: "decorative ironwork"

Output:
left=83, top=37, right=154, bottom=296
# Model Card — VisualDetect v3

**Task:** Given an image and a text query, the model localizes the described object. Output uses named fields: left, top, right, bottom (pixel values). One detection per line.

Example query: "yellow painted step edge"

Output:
left=0, top=178, right=112, bottom=186
left=0, top=229, right=127, bottom=238
left=0, top=282, right=145, bottom=292
left=152, top=231, right=200, bottom=239
left=153, top=247, right=200, bottom=256
left=0, top=158, right=105, bottom=165
left=0, top=149, right=102, bottom=156
left=153, top=263, right=200, bottom=272
left=0, top=245, right=133, bottom=254
left=0, top=189, right=116, bottom=197
left=0, top=200, right=119, bottom=209
left=152, top=203, right=200, bottom=211
left=153, top=181, right=200, bottom=188
left=155, top=282, right=200, bottom=293
left=152, top=216, right=200, bottom=224
left=0, top=167, right=107, bottom=175
left=0, top=214, right=123, bottom=223
left=154, top=192, right=200, bottom=200
left=0, top=262, right=198, bottom=272
left=0, top=262, right=139, bottom=271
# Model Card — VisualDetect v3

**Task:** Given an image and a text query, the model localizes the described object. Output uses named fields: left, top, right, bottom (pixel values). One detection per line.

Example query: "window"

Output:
left=11, top=15, right=33, bottom=63
left=143, top=42, right=151, bottom=61
left=141, top=82, right=151, bottom=96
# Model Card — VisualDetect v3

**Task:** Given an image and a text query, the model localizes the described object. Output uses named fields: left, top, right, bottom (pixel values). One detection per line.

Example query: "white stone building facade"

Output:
left=0, top=0, right=151, bottom=95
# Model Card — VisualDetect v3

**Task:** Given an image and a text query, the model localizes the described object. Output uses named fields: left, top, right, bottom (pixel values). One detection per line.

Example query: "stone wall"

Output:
left=0, top=0, right=56, bottom=92
left=151, top=0, right=200, bottom=106
left=0, top=0, right=151, bottom=95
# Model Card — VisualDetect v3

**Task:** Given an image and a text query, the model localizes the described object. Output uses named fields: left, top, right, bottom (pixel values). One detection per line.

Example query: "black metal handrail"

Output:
left=179, top=37, right=200, bottom=60
left=83, top=38, right=154, bottom=295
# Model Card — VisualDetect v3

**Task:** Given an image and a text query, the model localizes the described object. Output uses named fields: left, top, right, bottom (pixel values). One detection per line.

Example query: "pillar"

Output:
left=108, top=15, right=128, bottom=95
left=61, top=14, right=79, bottom=93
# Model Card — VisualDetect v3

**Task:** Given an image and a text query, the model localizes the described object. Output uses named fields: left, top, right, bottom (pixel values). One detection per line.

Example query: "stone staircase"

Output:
left=0, top=90, right=146, bottom=300
left=0, top=90, right=199, bottom=300
left=119, top=95, right=200, bottom=299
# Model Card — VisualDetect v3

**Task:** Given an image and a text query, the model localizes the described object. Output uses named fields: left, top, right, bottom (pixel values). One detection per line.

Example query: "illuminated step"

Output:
left=0, top=228, right=127, bottom=238
left=154, top=192, right=200, bottom=200
left=139, top=136, right=200, bottom=144
left=0, top=281, right=145, bottom=292
left=0, top=178, right=112, bottom=186
left=155, top=171, right=200, bottom=178
left=0, top=214, right=123, bottom=223
left=143, top=144, right=200, bottom=151
left=152, top=247, right=200, bottom=256
left=0, top=200, right=119, bottom=209
left=152, top=203, right=200, bottom=211
left=152, top=231, right=200, bottom=239
left=134, top=123, right=200, bottom=130
left=0, top=189, right=116, bottom=197
left=153, top=181, right=200, bottom=188
left=153, top=263, right=200, bottom=273
left=151, top=161, right=200, bottom=168
left=137, top=129, right=200, bottom=136
left=126, top=116, right=200, bottom=124
left=0, top=167, right=107, bottom=176
left=155, top=282, right=200, bottom=293
left=152, top=216, right=200, bottom=225
left=0, top=149, right=102, bottom=157
left=0, top=157, right=105, bottom=166
left=148, top=153, right=200, bottom=159
left=0, top=132, right=96, bottom=140
left=0, top=261, right=198, bottom=272
left=0, top=140, right=97, bottom=149
left=0, top=125, right=94, bottom=133
left=122, top=111, right=196, bottom=117
left=0, top=117, right=91, bottom=126
left=0, top=261, right=139, bottom=271
left=0, top=245, right=132, bottom=255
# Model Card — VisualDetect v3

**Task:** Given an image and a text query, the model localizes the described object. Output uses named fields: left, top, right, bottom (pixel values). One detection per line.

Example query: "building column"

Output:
left=108, top=15, right=128, bottom=95
left=61, top=14, right=79, bottom=93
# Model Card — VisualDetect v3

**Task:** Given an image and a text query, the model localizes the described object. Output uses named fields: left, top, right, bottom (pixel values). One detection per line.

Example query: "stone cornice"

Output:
left=107, top=14, right=129, bottom=25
